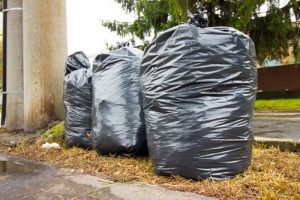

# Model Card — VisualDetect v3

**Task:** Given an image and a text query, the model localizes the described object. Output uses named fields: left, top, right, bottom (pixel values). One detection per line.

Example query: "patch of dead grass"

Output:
left=1, top=136, right=299, bottom=200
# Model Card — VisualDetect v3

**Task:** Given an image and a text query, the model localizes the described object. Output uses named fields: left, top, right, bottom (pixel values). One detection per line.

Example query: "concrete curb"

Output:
left=254, top=111, right=300, bottom=118
left=255, top=137, right=300, bottom=152
left=255, top=110, right=300, bottom=113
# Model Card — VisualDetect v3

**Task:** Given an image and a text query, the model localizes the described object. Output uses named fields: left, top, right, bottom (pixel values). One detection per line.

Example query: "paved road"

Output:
left=253, top=111, right=300, bottom=140
left=0, top=154, right=213, bottom=200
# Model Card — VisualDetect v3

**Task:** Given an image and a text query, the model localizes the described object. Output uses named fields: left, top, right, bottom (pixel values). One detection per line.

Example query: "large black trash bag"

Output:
left=141, top=22, right=257, bottom=179
left=64, top=51, right=93, bottom=148
left=92, top=47, right=147, bottom=155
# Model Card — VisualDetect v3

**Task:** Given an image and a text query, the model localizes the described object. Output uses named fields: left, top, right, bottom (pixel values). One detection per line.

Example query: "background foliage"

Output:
left=103, top=0, right=300, bottom=63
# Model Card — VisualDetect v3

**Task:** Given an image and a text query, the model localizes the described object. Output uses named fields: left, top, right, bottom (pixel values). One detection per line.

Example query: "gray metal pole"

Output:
left=23, top=0, right=67, bottom=132
left=5, top=0, right=24, bottom=131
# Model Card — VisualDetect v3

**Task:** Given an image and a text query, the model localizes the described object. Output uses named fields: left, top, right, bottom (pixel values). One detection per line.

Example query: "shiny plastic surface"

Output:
left=64, top=51, right=92, bottom=148
left=92, top=47, right=147, bottom=155
left=141, top=24, right=257, bottom=179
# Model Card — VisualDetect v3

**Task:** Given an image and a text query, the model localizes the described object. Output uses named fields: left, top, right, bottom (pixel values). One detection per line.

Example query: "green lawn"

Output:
left=255, top=98, right=300, bottom=111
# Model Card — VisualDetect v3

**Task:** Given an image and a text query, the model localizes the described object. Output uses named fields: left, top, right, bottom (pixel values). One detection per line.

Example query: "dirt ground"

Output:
left=0, top=130, right=299, bottom=200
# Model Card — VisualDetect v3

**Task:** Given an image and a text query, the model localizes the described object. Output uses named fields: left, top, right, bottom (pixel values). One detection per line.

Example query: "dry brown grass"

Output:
left=1, top=136, right=299, bottom=200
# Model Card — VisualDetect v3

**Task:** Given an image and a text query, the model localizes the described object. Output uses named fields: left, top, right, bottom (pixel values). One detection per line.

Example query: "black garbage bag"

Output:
left=92, top=47, right=147, bottom=155
left=141, top=22, right=257, bottom=179
left=64, top=51, right=92, bottom=148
